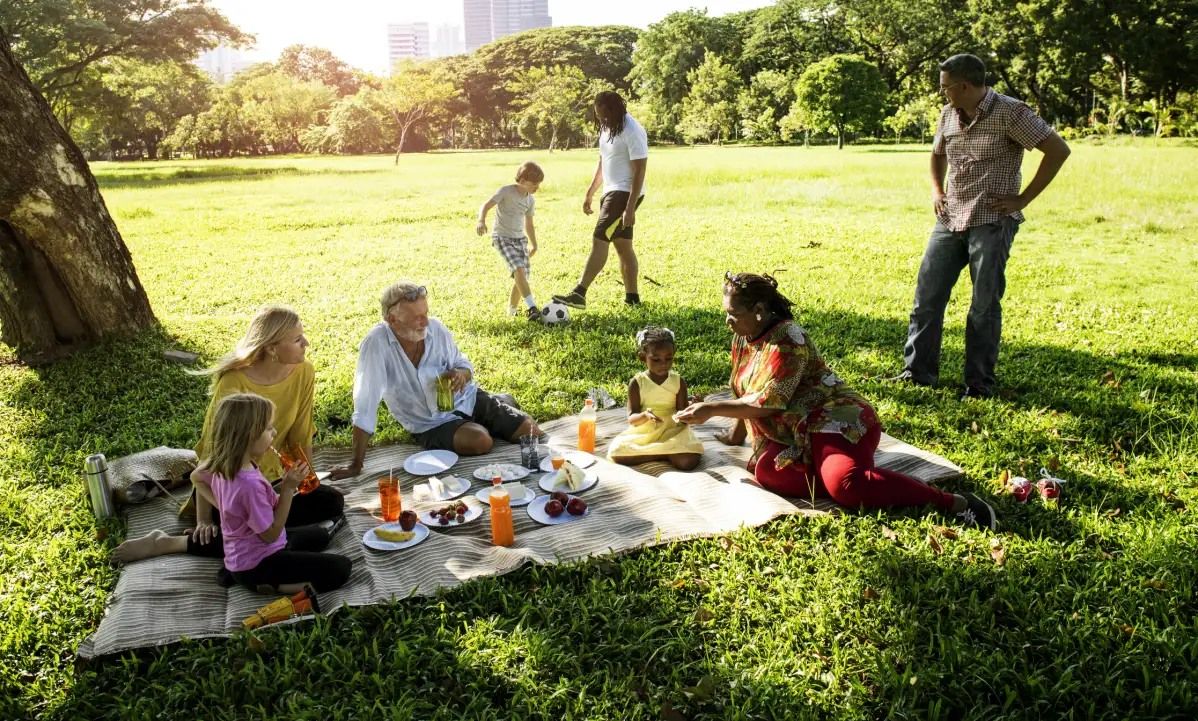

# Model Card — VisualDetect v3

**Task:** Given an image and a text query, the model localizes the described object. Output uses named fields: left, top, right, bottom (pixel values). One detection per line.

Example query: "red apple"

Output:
left=550, top=491, right=569, bottom=505
left=544, top=499, right=565, bottom=517
left=399, top=510, right=418, bottom=531
left=566, top=497, right=587, bottom=516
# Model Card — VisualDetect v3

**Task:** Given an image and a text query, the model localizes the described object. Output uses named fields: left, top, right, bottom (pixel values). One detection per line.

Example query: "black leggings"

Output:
left=230, top=525, right=352, bottom=593
left=186, top=484, right=344, bottom=558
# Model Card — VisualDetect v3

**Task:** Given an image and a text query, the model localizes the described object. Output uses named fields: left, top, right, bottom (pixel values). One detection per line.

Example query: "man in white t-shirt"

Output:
left=553, top=91, right=649, bottom=309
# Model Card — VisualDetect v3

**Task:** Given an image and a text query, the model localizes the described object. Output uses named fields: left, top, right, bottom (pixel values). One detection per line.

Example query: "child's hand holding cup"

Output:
left=281, top=462, right=308, bottom=492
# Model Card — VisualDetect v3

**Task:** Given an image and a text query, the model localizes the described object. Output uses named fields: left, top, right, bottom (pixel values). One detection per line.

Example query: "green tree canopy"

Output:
left=677, top=52, right=742, bottom=144
left=737, top=69, right=796, bottom=143
left=470, top=25, right=637, bottom=123
left=794, top=54, right=888, bottom=148
left=507, top=65, right=596, bottom=150
left=1, top=0, right=248, bottom=102
left=383, top=62, right=459, bottom=162
left=629, top=9, right=744, bottom=140
left=277, top=44, right=361, bottom=97
left=79, top=58, right=212, bottom=159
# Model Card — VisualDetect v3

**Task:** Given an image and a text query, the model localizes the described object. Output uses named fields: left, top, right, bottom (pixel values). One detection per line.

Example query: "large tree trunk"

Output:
left=0, top=31, right=156, bottom=364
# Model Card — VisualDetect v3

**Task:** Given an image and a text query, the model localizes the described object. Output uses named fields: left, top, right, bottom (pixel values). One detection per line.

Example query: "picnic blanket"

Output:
left=78, top=396, right=961, bottom=658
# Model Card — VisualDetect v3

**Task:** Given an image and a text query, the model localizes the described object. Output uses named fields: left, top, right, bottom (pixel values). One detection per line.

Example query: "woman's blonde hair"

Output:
left=196, top=305, right=301, bottom=385
left=204, top=393, right=274, bottom=483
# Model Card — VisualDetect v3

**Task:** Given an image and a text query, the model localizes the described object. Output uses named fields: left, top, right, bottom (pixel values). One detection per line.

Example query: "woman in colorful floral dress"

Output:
left=675, top=273, right=996, bottom=528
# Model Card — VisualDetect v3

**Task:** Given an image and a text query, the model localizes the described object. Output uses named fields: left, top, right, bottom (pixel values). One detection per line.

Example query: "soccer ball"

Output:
left=540, top=301, right=570, bottom=325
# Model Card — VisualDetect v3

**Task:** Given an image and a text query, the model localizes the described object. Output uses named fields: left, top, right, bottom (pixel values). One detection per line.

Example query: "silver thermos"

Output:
left=84, top=453, right=116, bottom=519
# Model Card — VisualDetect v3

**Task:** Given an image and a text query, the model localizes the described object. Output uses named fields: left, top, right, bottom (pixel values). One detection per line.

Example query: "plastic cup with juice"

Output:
left=378, top=476, right=401, bottom=522
left=274, top=447, right=320, bottom=494
left=435, top=374, right=455, bottom=411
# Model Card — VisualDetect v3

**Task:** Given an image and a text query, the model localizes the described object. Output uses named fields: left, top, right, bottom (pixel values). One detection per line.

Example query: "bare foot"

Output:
left=111, top=529, right=179, bottom=564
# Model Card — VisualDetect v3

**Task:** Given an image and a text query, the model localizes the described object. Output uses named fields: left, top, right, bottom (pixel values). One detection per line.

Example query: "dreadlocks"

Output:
left=594, top=91, right=627, bottom=140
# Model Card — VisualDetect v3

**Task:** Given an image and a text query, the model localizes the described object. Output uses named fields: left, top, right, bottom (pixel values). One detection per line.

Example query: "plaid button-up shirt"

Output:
left=933, top=89, right=1053, bottom=231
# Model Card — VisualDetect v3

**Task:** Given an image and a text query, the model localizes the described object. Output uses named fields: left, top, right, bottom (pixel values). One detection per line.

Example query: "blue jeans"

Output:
left=903, top=217, right=1018, bottom=392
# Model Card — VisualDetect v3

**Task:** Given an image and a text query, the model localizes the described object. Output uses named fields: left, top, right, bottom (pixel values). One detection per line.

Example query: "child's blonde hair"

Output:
left=196, top=306, right=301, bottom=386
left=204, top=393, right=274, bottom=483
left=635, top=326, right=676, bottom=357
left=516, top=161, right=544, bottom=184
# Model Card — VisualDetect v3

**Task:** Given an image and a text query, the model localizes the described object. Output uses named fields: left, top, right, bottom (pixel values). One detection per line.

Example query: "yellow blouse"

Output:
left=194, top=360, right=316, bottom=479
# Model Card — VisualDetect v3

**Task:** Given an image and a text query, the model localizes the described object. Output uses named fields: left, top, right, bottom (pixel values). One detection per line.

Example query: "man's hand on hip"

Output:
left=986, top=193, right=1028, bottom=215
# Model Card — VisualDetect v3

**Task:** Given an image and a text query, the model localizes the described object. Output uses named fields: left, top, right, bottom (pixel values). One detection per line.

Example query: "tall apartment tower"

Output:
left=463, top=0, right=493, bottom=52
left=387, top=22, right=431, bottom=68
left=464, top=0, right=551, bottom=51
left=432, top=24, right=466, bottom=58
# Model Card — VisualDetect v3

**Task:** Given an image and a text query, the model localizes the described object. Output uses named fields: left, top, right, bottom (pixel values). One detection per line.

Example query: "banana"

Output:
left=375, top=528, right=415, bottom=542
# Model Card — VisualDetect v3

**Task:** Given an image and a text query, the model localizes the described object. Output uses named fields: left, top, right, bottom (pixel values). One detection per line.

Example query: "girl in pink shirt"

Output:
left=199, top=393, right=351, bottom=594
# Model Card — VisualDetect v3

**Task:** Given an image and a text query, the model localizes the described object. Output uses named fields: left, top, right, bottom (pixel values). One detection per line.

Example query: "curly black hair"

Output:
left=635, top=326, right=676, bottom=355
left=723, top=272, right=795, bottom=321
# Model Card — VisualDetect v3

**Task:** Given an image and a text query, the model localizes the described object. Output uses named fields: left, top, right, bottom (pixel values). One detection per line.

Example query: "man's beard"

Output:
left=396, top=327, right=426, bottom=343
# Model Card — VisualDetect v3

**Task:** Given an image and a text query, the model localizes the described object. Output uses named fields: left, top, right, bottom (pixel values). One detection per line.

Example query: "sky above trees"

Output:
left=208, top=0, right=773, bottom=73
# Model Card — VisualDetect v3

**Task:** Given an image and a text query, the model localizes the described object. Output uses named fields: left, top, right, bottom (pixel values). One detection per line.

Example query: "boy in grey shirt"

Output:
left=476, top=161, right=543, bottom=320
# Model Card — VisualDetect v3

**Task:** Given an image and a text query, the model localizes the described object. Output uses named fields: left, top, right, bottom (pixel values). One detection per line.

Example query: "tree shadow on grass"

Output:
left=93, top=165, right=390, bottom=190
left=58, top=505, right=1193, bottom=719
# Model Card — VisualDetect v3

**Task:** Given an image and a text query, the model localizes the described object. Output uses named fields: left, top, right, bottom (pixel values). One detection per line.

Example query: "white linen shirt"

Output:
left=350, top=319, right=477, bottom=435
left=599, top=113, right=649, bottom=196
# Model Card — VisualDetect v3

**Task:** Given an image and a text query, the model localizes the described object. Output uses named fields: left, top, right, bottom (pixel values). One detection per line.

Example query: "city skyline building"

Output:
left=194, top=44, right=253, bottom=83
left=387, top=22, right=430, bottom=67
left=463, top=0, right=492, bottom=52
left=431, top=23, right=466, bottom=57
left=463, top=0, right=551, bottom=51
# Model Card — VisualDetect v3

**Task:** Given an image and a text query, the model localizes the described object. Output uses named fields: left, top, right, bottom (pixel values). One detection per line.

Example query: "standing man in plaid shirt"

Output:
left=894, top=53, right=1071, bottom=399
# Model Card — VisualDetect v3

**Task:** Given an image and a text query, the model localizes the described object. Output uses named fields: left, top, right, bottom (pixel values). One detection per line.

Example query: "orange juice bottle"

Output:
left=577, top=398, right=596, bottom=453
left=489, top=487, right=514, bottom=547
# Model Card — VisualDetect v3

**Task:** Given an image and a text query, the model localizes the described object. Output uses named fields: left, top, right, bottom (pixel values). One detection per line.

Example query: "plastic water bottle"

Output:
left=577, top=398, right=596, bottom=453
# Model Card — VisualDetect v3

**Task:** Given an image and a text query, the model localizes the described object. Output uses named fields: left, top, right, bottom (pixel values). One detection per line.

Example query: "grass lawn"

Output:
left=2, top=141, right=1197, bottom=719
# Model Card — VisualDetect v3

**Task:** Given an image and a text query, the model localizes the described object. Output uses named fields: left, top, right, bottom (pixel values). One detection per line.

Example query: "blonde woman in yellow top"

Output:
left=113, top=306, right=344, bottom=566
left=607, top=327, right=704, bottom=470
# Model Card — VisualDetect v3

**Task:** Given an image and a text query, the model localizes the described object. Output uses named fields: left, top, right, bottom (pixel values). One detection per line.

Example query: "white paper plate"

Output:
left=362, top=522, right=429, bottom=551
left=472, top=463, right=530, bottom=482
left=538, top=467, right=599, bottom=494
left=475, top=484, right=535, bottom=507
left=527, top=494, right=591, bottom=525
left=315, top=471, right=332, bottom=482
left=403, top=450, right=459, bottom=476
left=428, top=475, right=470, bottom=501
left=538, top=450, right=597, bottom=472
left=420, top=501, right=482, bottom=527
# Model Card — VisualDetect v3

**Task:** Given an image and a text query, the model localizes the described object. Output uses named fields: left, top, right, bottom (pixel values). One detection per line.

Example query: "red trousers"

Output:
left=753, top=424, right=955, bottom=511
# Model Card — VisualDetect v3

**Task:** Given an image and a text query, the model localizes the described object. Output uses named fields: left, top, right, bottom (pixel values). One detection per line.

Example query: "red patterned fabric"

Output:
left=730, top=320, right=873, bottom=472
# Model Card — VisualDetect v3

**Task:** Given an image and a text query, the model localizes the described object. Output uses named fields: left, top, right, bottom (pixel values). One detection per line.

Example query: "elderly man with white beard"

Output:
left=329, top=281, right=540, bottom=479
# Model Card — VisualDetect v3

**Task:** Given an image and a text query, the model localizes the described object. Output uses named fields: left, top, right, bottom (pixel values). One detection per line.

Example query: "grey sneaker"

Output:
left=552, top=291, right=586, bottom=309
left=954, top=493, right=997, bottom=530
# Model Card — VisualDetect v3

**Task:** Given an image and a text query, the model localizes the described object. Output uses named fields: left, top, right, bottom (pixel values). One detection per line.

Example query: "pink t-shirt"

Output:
left=210, top=466, right=286, bottom=572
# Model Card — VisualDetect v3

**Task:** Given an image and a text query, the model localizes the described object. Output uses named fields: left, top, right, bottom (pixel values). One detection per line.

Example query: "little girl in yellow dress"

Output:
left=607, top=327, right=704, bottom=470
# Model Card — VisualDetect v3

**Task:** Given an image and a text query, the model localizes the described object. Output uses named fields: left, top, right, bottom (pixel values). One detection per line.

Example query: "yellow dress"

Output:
left=607, top=371, right=704, bottom=459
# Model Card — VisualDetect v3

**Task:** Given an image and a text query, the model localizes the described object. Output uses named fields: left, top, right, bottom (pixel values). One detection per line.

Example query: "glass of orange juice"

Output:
left=550, top=451, right=565, bottom=471
left=378, top=476, right=401, bottom=522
